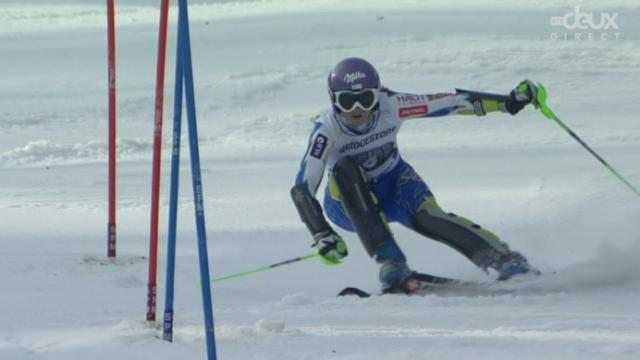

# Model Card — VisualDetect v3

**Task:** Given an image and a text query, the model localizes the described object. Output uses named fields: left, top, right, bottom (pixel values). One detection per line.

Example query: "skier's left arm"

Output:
left=395, top=80, right=538, bottom=120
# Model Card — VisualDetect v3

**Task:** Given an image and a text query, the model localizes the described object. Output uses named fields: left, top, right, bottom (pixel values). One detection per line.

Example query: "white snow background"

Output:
left=1, top=0, right=639, bottom=359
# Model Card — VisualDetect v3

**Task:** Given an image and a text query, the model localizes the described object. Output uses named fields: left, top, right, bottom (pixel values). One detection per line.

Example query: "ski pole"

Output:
left=535, top=82, right=640, bottom=197
left=210, top=252, right=320, bottom=283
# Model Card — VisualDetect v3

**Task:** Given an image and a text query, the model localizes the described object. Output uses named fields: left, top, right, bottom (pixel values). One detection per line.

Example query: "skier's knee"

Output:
left=332, top=157, right=364, bottom=186
left=331, top=156, right=379, bottom=212
left=412, top=197, right=509, bottom=268
left=329, top=157, right=365, bottom=201
left=416, top=197, right=497, bottom=241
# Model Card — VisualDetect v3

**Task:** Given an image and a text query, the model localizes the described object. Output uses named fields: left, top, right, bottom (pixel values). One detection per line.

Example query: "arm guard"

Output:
left=291, top=184, right=333, bottom=237
left=455, top=88, right=509, bottom=116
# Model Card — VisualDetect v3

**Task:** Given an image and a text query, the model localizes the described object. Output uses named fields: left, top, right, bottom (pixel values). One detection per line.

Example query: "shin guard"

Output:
left=412, top=197, right=510, bottom=269
left=331, top=157, right=396, bottom=259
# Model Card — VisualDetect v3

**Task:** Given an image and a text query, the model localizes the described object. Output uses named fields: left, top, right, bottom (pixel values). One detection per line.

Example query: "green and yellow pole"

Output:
left=211, top=253, right=320, bottom=283
left=536, top=82, right=640, bottom=197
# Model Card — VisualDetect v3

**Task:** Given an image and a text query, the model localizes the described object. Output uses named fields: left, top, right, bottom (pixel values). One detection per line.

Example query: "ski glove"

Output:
left=505, top=79, right=538, bottom=115
left=313, top=230, right=348, bottom=265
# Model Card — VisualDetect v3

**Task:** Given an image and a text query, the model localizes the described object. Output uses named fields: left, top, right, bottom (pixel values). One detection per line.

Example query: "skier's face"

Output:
left=341, top=107, right=371, bottom=128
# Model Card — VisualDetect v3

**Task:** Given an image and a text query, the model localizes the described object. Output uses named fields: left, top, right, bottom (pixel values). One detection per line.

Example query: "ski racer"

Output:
left=291, top=57, right=540, bottom=294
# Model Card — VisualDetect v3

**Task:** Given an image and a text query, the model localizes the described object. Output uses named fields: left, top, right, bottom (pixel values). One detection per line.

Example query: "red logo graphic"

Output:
left=399, top=105, right=429, bottom=118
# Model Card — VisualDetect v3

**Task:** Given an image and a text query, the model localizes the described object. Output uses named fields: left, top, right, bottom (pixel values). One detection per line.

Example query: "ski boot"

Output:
left=497, top=251, right=541, bottom=280
left=379, top=261, right=414, bottom=294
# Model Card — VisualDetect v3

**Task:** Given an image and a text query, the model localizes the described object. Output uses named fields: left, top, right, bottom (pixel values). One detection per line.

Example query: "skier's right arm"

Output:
left=290, top=123, right=347, bottom=264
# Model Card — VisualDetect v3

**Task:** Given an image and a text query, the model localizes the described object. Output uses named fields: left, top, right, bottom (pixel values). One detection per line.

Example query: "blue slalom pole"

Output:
left=162, top=18, right=184, bottom=343
left=177, top=0, right=218, bottom=358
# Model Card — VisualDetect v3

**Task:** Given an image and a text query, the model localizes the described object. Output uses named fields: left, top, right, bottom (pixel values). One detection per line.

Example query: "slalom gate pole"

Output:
left=536, top=83, right=640, bottom=198
left=106, top=0, right=117, bottom=259
left=177, top=0, right=218, bottom=357
left=146, top=0, right=171, bottom=325
left=162, top=22, right=184, bottom=343
left=210, top=253, right=319, bottom=284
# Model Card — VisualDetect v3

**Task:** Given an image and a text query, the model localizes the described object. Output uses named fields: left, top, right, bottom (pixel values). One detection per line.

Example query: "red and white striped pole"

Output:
left=107, top=0, right=117, bottom=260
left=147, top=0, right=171, bottom=325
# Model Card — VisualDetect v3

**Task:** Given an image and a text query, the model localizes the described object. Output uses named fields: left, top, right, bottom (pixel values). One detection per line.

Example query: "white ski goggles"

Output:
left=333, top=89, right=380, bottom=113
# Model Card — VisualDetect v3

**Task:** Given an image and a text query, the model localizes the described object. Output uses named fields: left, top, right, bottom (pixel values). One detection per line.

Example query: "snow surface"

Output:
left=1, top=1, right=639, bottom=359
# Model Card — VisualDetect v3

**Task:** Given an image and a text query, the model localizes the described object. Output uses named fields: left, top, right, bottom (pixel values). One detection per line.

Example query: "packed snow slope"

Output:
left=1, top=1, right=639, bottom=359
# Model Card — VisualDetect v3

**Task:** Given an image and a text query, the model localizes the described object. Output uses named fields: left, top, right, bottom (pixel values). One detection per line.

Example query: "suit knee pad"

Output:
left=412, top=197, right=510, bottom=269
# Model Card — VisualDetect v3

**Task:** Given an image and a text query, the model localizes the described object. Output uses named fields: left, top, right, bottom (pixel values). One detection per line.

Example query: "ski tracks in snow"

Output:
left=296, top=324, right=640, bottom=345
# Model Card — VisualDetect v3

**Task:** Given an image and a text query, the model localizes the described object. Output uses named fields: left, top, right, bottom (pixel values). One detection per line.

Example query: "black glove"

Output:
left=313, top=230, right=348, bottom=265
left=505, top=80, right=538, bottom=115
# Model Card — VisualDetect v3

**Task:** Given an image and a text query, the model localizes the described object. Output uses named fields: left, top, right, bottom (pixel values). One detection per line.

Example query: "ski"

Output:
left=338, top=287, right=373, bottom=298
left=338, top=270, right=549, bottom=298
left=338, top=272, right=479, bottom=298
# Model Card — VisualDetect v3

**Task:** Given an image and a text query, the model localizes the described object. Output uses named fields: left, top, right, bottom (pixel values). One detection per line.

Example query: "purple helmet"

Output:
left=328, top=57, right=381, bottom=113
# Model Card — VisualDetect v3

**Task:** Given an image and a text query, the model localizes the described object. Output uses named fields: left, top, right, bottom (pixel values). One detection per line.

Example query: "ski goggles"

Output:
left=333, top=89, right=379, bottom=113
